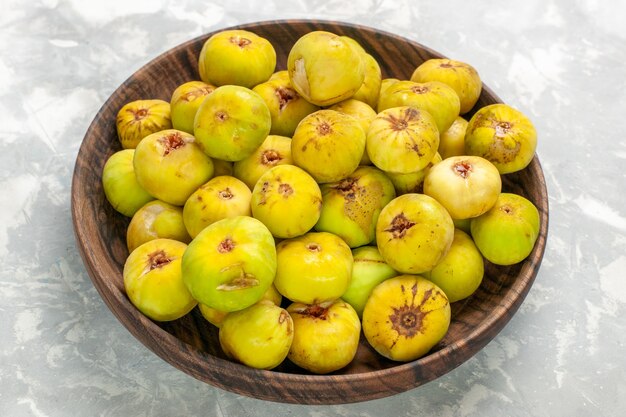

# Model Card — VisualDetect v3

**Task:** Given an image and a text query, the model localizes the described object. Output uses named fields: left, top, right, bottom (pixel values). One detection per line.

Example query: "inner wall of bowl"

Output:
left=100, top=20, right=537, bottom=375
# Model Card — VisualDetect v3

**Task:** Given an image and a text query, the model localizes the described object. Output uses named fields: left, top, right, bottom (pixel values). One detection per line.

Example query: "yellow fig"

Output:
left=116, top=99, right=171, bottom=149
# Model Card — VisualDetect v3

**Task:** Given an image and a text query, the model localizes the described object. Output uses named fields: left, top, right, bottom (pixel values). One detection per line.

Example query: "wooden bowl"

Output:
left=71, top=20, right=548, bottom=405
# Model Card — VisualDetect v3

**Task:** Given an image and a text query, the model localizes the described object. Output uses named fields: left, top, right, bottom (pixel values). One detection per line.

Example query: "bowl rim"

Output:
left=71, top=18, right=549, bottom=404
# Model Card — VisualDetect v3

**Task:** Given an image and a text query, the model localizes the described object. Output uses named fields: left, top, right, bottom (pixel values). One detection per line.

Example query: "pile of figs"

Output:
left=102, top=29, right=540, bottom=373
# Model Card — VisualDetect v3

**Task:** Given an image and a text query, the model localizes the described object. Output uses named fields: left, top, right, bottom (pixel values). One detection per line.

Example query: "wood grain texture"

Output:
left=71, top=20, right=549, bottom=404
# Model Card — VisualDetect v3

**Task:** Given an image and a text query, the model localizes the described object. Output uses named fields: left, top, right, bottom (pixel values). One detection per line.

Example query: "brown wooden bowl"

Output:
left=71, top=19, right=548, bottom=405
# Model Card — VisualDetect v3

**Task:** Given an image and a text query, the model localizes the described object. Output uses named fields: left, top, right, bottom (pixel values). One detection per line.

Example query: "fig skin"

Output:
left=464, top=103, right=537, bottom=174
left=423, top=229, right=484, bottom=303
left=379, top=78, right=400, bottom=98
left=219, top=300, right=293, bottom=370
left=193, top=85, right=272, bottom=162
left=328, top=98, right=377, bottom=165
left=362, top=275, right=451, bottom=362
left=342, top=246, right=398, bottom=318
left=423, top=155, right=502, bottom=220
left=314, top=166, right=396, bottom=248
left=386, top=152, right=442, bottom=195
left=438, top=116, right=468, bottom=159
left=198, top=29, right=276, bottom=88
left=182, top=175, right=252, bottom=238
left=116, top=99, right=172, bottom=149
left=211, top=158, right=234, bottom=177
left=376, top=193, right=454, bottom=274
left=170, top=81, right=216, bottom=134
left=411, top=58, right=482, bottom=114
left=102, top=149, right=154, bottom=217
left=252, top=77, right=319, bottom=137
left=287, top=31, right=364, bottom=106
left=182, top=216, right=277, bottom=312
left=470, top=193, right=540, bottom=265
left=126, top=200, right=191, bottom=253
left=291, top=109, right=366, bottom=183
left=233, top=135, right=293, bottom=190
left=366, top=106, right=440, bottom=174
left=133, top=129, right=214, bottom=206
left=123, top=239, right=197, bottom=321
left=287, top=299, right=361, bottom=374
left=274, top=232, right=353, bottom=305
left=250, top=164, right=322, bottom=239
left=339, top=38, right=382, bottom=108
left=377, top=80, right=461, bottom=133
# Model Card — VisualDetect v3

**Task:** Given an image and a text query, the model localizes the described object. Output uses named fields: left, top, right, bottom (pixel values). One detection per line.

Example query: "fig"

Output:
left=233, top=135, right=293, bottom=190
left=411, top=58, right=482, bottom=114
left=366, top=106, right=439, bottom=174
left=362, top=275, right=450, bottom=361
left=291, top=109, right=366, bottom=183
left=376, top=193, right=454, bottom=274
left=423, top=229, right=484, bottom=302
left=287, top=299, right=361, bottom=374
left=269, top=70, right=290, bottom=83
left=328, top=98, right=376, bottom=165
left=170, top=81, right=216, bottom=134
left=274, top=232, right=352, bottom=304
left=102, top=149, right=154, bottom=217
left=340, top=38, right=381, bottom=108
left=193, top=85, right=271, bottom=162
left=287, top=31, right=364, bottom=106
left=211, top=158, right=234, bottom=177
left=182, top=216, right=276, bottom=312
left=133, top=129, right=214, bottom=206
left=123, top=238, right=196, bottom=321
left=252, top=77, right=319, bottom=137
left=182, top=175, right=252, bottom=238
left=453, top=217, right=472, bottom=234
left=423, top=155, right=502, bottom=219
left=386, top=152, right=442, bottom=195
left=377, top=80, right=460, bottom=133
left=314, top=166, right=396, bottom=248
left=464, top=103, right=537, bottom=174
left=438, top=116, right=468, bottom=160
left=341, top=246, right=398, bottom=318
left=250, top=164, right=322, bottom=239
left=379, top=78, right=400, bottom=98
left=126, top=200, right=191, bottom=253
left=198, top=29, right=276, bottom=88
left=116, top=99, right=172, bottom=149
left=219, top=300, right=293, bottom=370
left=199, top=284, right=282, bottom=328
left=470, top=192, right=540, bottom=265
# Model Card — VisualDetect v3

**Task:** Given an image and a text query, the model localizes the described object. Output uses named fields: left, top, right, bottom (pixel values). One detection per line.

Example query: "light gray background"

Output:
left=1, top=0, right=625, bottom=416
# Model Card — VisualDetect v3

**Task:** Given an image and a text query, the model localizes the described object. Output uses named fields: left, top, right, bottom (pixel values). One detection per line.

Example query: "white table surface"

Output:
left=2, top=0, right=625, bottom=416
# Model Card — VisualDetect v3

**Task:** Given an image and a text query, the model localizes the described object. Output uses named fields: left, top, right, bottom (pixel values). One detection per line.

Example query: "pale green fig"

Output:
left=250, top=164, right=322, bottom=238
left=411, top=58, right=482, bottom=114
left=453, top=217, right=472, bottom=234
left=126, top=200, right=191, bottom=253
left=379, top=78, right=400, bottom=98
left=362, top=275, right=450, bottom=361
left=328, top=99, right=377, bottom=165
left=116, top=99, right=172, bottom=149
left=182, top=176, right=252, bottom=238
left=193, top=85, right=271, bottom=161
left=470, top=193, right=540, bottom=265
left=102, top=149, right=154, bottom=217
left=314, top=166, right=395, bottom=248
left=291, top=109, right=366, bottom=183
left=339, top=39, right=382, bottom=109
left=366, top=106, right=439, bottom=174
left=341, top=246, right=398, bottom=318
left=123, top=239, right=196, bottom=321
left=386, top=152, right=442, bottom=195
left=438, top=116, right=468, bottom=159
left=287, top=31, right=364, bottom=106
left=182, top=216, right=276, bottom=312
left=376, top=194, right=454, bottom=274
left=219, top=300, right=293, bottom=370
left=198, top=29, right=276, bottom=88
left=424, top=155, right=502, bottom=219
left=211, top=158, right=234, bottom=177
left=377, top=80, right=460, bottom=133
left=233, top=135, right=293, bottom=190
left=170, top=81, right=216, bottom=134
left=423, top=229, right=484, bottom=302
left=287, top=299, right=361, bottom=374
left=464, top=103, right=537, bottom=174
left=133, top=129, right=214, bottom=206
left=274, top=232, right=352, bottom=304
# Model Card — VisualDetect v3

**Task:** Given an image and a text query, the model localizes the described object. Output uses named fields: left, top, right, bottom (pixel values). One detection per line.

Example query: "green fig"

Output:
left=233, top=135, right=293, bottom=190
left=126, top=200, right=191, bottom=253
left=102, top=149, right=154, bottom=217
left=170, top=81, right=216, bottom=134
